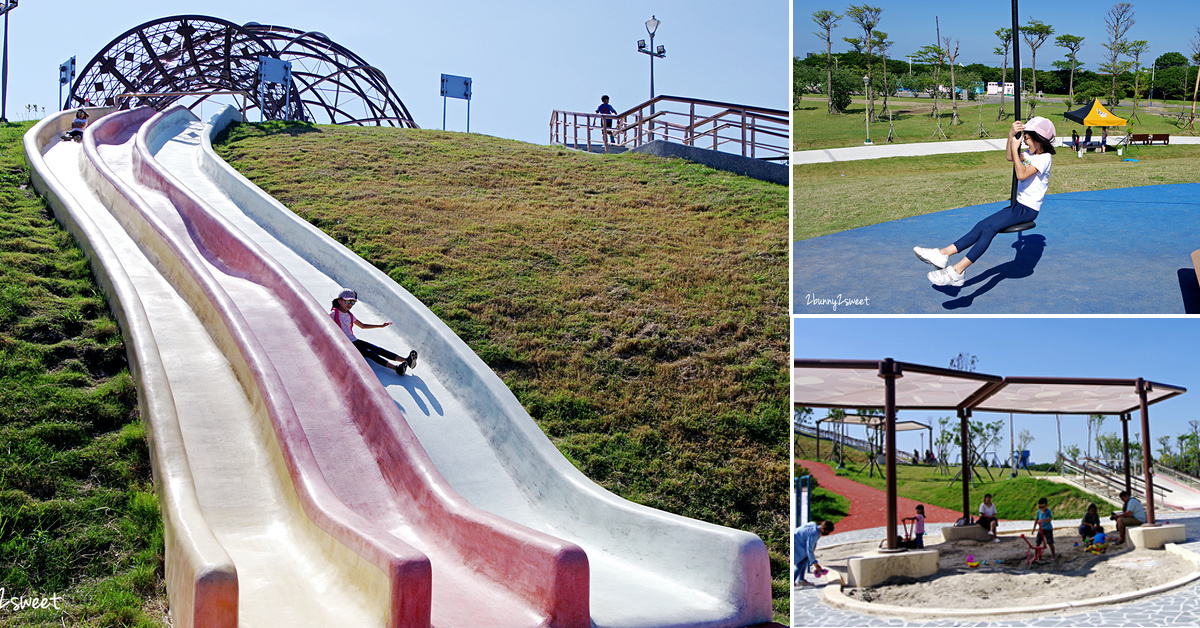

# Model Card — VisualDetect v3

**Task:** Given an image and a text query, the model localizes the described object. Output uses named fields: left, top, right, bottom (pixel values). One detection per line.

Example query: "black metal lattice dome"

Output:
left=68, top=15, right=417, bottom=127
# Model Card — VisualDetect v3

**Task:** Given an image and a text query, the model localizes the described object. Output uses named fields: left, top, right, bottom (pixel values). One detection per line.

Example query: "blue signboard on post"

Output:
left=440, top=73, right=472, bottom=132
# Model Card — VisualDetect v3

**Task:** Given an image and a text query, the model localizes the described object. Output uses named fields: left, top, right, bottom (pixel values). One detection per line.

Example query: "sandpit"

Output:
left=817, top=534, right=1198, bottom=611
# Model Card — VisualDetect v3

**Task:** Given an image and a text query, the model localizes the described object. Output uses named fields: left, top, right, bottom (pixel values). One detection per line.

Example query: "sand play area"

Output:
left=818, top=534, right=1198, bottom=610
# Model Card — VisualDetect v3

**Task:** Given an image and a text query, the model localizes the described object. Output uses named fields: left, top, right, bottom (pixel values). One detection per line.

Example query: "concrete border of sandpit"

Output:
left=821, top=540, right=1200, bottom=619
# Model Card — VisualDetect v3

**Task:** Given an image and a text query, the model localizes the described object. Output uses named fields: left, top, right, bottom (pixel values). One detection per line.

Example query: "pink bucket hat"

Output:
left=1024, top=116, right=1056, bottom=142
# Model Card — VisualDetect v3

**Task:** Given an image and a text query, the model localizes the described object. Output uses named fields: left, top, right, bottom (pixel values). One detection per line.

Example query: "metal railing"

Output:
left=550, top=95, right=789, bottom=161
left=793, top=422, right=918, bottom=465
left=1059, top=454, right=1169, bottom=505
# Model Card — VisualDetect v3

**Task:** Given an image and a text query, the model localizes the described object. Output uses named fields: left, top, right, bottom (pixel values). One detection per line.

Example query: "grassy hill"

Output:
left=0, top=121, right=166, bottom=626
left=794, top=436, right=1106, bottom=522
left=213, top=122, right=791, bottom=618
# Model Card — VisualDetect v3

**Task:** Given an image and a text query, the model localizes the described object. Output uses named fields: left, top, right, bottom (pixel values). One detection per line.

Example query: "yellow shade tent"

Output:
left=1063, top=99, right=1128, bottom=127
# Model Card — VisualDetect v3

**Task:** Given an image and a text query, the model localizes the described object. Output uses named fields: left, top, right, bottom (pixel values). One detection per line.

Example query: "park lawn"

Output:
left=794, top=99, right=1196, bottom=151
left=792, top=144, right=1200, bottom=241
left=831, top=461, right=1104, bottom=521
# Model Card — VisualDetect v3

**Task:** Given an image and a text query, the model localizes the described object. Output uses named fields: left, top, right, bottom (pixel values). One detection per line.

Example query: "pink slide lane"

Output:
left=84, top=105, right=588, bottom=626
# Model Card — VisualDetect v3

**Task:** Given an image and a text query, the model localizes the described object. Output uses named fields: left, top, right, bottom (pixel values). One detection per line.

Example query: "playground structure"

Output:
left=66, top=15, right=417, bottom=127
left=26, top=84, right=771, bottom=628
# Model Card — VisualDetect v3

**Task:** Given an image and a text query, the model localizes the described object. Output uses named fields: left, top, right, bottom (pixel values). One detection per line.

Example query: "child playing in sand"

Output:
left=1078, top=503, right=1102, bottom=540
left=1087, top=525, right=1108, bottom=553
left=903, top=505, right=926, bottom=548
left=794, top=520, right=834, bottom=586
left=1033, top=497, right=1056, bottom=559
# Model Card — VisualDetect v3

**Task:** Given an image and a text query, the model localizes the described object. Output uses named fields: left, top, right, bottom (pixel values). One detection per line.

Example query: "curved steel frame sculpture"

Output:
left=68, top=15, right=417, bottom=127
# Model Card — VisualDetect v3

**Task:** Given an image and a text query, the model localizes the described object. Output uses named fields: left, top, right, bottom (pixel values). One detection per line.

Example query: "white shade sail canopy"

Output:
left=792, top=359, right=1002, bottom=411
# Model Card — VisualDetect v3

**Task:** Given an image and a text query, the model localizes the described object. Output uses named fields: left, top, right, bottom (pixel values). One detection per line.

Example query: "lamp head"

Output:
left=645, top=15, right=660, bottom=36
left=657, top=45, right=665, bottom=56
left=637, top=39, right=646, bottom=51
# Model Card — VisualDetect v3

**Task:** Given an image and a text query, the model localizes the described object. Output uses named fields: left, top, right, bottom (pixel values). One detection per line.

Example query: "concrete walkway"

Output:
left=794, top=511, right=1200, bottom=627
left=792, top=136, right=1200, bottom=164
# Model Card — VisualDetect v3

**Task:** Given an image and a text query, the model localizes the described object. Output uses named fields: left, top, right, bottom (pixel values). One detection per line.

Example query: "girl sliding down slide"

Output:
left=914, top=117, right=1056, bottom=287
left=330, top=289, right=418, bottom=375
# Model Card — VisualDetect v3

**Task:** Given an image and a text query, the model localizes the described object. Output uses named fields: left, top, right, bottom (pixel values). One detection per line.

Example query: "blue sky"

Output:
left=794, top=1, right=1198, bottom=72
left=4, top=0, right=787, bottom=145
left=794, top=318, right=1200, bottom=465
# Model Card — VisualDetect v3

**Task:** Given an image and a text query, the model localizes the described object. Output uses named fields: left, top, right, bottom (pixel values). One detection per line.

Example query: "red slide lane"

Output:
left=89, top=106, right=588, bottom=626
left=797, top=460, right=962, bottom=533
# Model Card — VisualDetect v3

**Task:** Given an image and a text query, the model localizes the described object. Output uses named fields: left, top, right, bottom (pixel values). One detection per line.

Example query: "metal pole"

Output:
left=649, top=30, right=655, bottom=142
left=1122, top=413, right=1132, bottom=495
left=960, top=408, right=971, bottom=521
left=880, top=359, right=900, bottom=551
left=1009, top=0, right=1022, bottom=204
left=1, top=6, right=10, bottom=123
left=1138, top=379, right=1156, bottom=525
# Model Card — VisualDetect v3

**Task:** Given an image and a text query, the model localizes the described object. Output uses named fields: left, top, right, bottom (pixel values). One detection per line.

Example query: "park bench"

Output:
left=1150, top=133, right=1171, bottom=145
left=1126, top=133, right=1151, bottom=146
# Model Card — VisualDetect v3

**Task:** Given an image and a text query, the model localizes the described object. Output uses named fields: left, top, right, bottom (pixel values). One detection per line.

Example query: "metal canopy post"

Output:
left=1138, top=379, right=1156, bottom=525
left=1121, top=413, right=1132, bottom=496
left=879, top=358, right=902, bottom=551
left=959, top=407, right=972, bottom=521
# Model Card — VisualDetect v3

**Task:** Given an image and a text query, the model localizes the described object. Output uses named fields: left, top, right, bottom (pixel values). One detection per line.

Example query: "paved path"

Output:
left=792, top=136, right=1200, bottom=164
left=798, top=460, right=962, bottom=532
left=794, top=511, right=1200, bottom=627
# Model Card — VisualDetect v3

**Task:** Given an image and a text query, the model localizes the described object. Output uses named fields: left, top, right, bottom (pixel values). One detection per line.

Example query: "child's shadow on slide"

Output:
left=935, top=235, right=1045, bottom=310
left=390, top=374, right=444, bottom=417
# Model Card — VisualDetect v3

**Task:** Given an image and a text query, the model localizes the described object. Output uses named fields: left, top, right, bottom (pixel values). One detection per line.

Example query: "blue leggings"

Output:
left=953, top=202, right=1038, bottom=263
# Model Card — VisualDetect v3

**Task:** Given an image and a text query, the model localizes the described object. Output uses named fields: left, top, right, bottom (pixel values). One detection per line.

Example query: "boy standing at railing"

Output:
left=596, top=95, right=617, bottom=144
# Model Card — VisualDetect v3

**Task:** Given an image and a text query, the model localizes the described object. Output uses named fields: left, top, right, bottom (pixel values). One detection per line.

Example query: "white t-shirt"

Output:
left=979, top=502, right=997, bottom=518
left=1015, top=150, right=1052, bottom=211
left=331, top=308, right=356, bottom=341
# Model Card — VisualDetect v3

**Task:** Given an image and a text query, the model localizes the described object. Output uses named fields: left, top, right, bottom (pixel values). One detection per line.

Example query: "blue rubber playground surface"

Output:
left=793, top=183, right=1200, bottom=314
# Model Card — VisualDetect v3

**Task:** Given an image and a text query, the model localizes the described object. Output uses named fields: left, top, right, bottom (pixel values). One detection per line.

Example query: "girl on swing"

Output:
left=914, top=117, right=1056, bottom=287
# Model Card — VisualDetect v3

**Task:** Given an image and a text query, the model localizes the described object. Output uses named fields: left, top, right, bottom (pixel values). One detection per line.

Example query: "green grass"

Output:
left=793, top=143, right=1200, bottom=241
left=831, top=462, right=1104, bottom=522
left=0, top=121, right=166, bottom=626
left=214, top=122, right=791, bottom=619
left=795, top=98, right=1197, bottom=151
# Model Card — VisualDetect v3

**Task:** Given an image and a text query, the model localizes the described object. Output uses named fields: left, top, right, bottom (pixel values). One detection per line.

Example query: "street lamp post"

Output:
left=863, top=74, right=872, bottom=144
left=637, top=15, right=666, bottom=141
left=0, top=0, right=17, bottom=123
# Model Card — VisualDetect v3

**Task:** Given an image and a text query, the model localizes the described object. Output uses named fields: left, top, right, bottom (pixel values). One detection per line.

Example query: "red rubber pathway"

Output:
left=798, top=459, right=963, bottom=533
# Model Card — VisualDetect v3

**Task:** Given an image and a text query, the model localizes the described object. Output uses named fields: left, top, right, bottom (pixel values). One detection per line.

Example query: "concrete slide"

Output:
left=26, top=104, right=771, bottom=628
left=178, top=104, right=770, bottom=628
left=27, top=107, right=587, bottom=627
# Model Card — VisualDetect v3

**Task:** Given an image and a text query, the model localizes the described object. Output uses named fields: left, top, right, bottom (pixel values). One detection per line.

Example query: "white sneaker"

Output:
left=913, top=246, right=949, bottom=269
left=994, top=538, right=1002, bottom=543
left=928, top=266, right=965, bottom=287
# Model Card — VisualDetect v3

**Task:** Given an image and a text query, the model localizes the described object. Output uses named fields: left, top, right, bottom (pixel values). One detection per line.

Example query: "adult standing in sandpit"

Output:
left=978, top=493, right=1000, bottom=542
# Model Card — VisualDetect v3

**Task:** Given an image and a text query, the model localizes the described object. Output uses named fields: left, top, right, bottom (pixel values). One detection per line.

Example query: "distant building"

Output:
left=987, top=82, right=1015, bottom=96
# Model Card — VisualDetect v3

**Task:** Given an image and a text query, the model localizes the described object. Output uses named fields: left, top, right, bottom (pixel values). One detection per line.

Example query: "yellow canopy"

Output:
left=1063, top=99, right=1127, bottom=127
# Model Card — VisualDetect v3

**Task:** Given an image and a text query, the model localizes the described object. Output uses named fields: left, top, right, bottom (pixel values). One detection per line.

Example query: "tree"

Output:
left=844, top=4, right=883, bottom=122
left=1127, top=40, right=1150, bottom=122
left=1086, top=414, right=1106, bottom=460
left=1022, top=18, right=1055, bottom=116
left=1100, top=3, right=1136, bottom=107
left=829, top=68, right=858, bottom=113
left=1014, top=429, right=1034, bottom=472
left=913, top=43, right=948, bottom=138
left=995, top=27, right=1014, bottom=120
left=812, top=10, right=843, bottom=114
left=1190, top=28, right=1200, bottom=133
left=872, top=30, right=894, bottom=114
left=948, top=352, right=977, bottom=372
left=944, top=36, right=962, bottom=125
left=1054, top=33, right=1086, bottom=101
